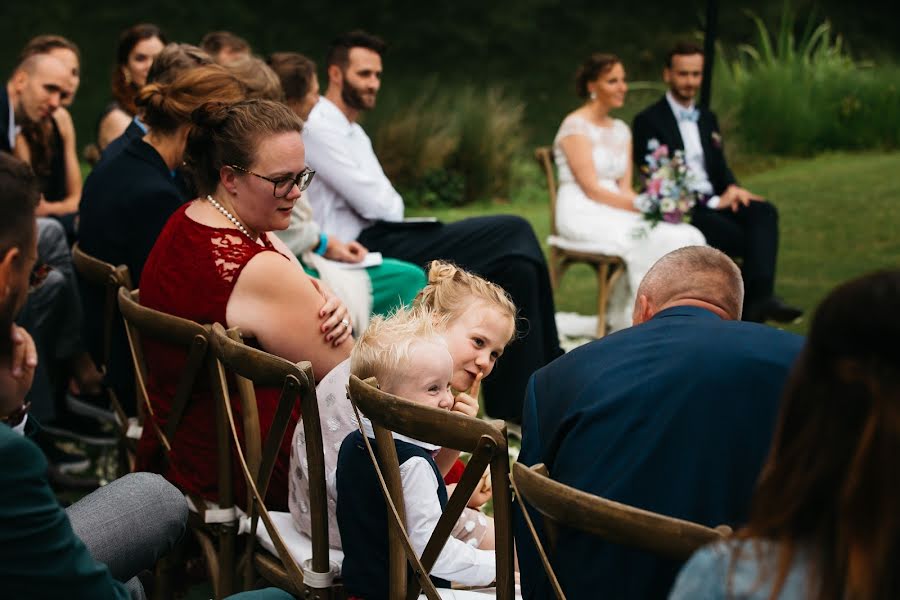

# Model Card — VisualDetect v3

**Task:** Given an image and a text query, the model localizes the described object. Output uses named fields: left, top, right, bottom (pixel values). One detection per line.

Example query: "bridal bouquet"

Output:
left=634, top=139, right=699, bottom=229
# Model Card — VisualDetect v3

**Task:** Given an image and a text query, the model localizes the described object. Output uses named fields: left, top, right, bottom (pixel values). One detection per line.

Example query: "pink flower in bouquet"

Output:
left=652, top=144, right=669, bottom=161
left=647, top=177, right=663, bottom=197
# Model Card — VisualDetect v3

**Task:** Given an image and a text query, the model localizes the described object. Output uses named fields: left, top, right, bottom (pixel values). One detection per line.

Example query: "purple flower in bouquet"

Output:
left=634, top=138, right=700, bottom=229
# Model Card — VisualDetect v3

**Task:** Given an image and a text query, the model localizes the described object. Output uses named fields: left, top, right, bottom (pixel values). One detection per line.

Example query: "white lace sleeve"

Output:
left=554, top=115, right=592, bottom=144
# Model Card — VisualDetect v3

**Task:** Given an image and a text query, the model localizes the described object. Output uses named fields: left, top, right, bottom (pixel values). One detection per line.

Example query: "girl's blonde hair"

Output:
left=413, top=261, right=517, bottom=340
left=350, top=308, right=447, bottom=392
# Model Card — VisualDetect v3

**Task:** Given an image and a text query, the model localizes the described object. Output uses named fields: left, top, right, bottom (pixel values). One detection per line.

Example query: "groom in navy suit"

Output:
left=516, top=246, right=804, bottom=599
left=632, top=42, right=801, bottom=323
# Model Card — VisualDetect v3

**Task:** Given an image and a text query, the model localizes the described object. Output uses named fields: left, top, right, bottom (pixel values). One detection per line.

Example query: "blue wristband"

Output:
left=314, top=233, right=328, bottom=255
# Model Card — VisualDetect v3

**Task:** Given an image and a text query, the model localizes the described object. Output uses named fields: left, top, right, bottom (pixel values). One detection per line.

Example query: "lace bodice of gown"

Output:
left=553, top=115, right=631, bottom=187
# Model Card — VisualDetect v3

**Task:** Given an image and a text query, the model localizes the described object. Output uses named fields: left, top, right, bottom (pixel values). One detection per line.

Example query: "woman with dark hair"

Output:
left=554, top=53, right=704, bottom=331
left=671, top=269, right=900, bottom=600
left=138, top=99, right=352, bottom=508
left=96, top=23, right=167, bottom=150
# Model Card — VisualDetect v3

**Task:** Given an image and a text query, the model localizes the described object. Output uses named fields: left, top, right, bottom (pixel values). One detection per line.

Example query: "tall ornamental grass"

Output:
left=713, top=7, right=900, bottom=156
left=365, top=83, right=526, bottom=207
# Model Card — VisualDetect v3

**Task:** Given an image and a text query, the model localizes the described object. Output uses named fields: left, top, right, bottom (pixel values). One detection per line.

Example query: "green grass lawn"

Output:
left=409, top=151, right=900, bottom=336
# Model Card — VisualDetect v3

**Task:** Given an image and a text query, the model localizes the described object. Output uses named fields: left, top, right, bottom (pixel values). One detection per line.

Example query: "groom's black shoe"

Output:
left=743, top=296, right=803, bottom=324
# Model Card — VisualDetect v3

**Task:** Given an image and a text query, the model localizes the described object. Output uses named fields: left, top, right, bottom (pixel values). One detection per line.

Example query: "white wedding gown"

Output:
left=553, top=115, right=706, bottom=331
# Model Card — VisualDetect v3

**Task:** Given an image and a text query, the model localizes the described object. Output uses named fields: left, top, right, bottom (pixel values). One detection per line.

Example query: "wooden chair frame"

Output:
left=117, top=288, right=237, bottom=599
left=347, top=374, right=516, bottom=600
left=534, top=146, right=626, bottom=338
left=71, top=243, right=134, bottom=470
left=511, top=462, right=729, bottom=599
left=209, top=323, right=341, bottom=599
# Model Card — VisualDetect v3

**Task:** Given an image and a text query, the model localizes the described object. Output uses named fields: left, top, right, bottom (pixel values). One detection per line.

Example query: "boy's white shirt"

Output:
left=360, top=417, right=496, bottom=586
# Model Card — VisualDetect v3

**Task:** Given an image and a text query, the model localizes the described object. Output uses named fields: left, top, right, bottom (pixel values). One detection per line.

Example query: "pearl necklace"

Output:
left=206, top=195, right=257, bottom=240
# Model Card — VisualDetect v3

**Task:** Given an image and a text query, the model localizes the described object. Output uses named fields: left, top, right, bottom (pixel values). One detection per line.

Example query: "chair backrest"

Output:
left=347, top=374, right=516, bottom=600
left=511, top=462, right=729, bottom=599
left=72, top=243, right=133, bottom=370
left=208, top=323, right=332, bottom=595
left=116, top=288, right=221, bottom=478
left=534, top=146, right=559, bottom=236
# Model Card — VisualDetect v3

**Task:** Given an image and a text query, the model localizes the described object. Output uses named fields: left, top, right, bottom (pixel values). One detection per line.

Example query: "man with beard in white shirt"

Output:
left=302, top=30, right=563, bottom=423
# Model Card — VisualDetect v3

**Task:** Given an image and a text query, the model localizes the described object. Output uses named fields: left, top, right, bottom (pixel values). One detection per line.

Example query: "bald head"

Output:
left=632, top=246, right=744, bottom=324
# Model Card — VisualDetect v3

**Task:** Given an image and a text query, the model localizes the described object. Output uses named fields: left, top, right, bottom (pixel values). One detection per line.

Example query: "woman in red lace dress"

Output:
left=138, top=99, right=352, bottom=509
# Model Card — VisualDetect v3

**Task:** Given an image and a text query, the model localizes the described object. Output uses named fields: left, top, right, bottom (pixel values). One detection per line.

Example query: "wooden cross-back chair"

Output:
left=209, top=323, right=341, bottom=599
left=71, top=242, right=135, bottom=471
left=511, top=462, right=730, bottom=599
left=533, top=146, right=626, bottom=338
left=347, top=374, right=516, bottom=600
left=117, top=288, right=238, bottom=599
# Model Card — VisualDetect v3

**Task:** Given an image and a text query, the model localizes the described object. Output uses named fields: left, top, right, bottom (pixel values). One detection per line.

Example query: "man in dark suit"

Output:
left=632, top=42, right=801, bottom=323
left=516, top=246, right=804, bottom=599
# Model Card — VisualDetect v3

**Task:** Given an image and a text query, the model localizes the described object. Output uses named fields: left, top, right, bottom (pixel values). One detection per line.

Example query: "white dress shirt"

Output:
left=7, top=93, right=17, bottom=150
left=302, top=97, right=405, bottom=242
left=665, top=92, right=720, bottom=207
left=398, top=445, right=497, bottom=586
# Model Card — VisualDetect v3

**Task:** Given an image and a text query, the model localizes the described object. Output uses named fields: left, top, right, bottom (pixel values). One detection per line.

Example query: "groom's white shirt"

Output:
left=302, top=96, right=405, bottom=242
left=665, top=92, right=718, bottom=205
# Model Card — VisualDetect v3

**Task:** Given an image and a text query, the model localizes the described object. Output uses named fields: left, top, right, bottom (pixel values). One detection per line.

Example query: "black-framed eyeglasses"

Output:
left=229, top=165, right=316, bottom=198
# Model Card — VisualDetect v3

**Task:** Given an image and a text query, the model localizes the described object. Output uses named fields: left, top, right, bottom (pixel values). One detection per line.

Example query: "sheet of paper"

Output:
left=330, top=252, right=383, bottom=270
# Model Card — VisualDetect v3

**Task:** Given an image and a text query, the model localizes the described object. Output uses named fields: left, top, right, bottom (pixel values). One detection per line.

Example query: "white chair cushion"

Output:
left=417, top=587, right=522, bottom=598
left=239, top=510, right=344, bottom=576
left=547, top=234, right=617, bottom=256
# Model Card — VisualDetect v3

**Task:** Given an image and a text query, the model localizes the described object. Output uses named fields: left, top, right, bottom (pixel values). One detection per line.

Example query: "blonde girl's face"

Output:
left=440, top=301, right=515, bottom=393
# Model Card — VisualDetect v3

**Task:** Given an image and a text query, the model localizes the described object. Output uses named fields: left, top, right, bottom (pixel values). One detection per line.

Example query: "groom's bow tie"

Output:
left=677, top=107, right=700, bottom=123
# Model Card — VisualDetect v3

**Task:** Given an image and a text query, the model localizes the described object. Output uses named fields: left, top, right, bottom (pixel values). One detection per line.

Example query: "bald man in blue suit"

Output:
left=516, top=246, right=804, bottom=599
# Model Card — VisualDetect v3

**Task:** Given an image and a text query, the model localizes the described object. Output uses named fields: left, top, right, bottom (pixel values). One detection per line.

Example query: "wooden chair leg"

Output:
left=548, top=248, right=561, bottom=290
left=219, top=524, right=236, bottom=597
left=595, top=262, right=611, bottom=338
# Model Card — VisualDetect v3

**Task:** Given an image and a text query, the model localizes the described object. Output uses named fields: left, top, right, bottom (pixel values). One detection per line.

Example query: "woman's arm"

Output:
left=97, top=109, right=132, bottom=150
left=226, top=252, right=352, bottom=381
left=618, top=138, right=635, bottom=194
left=36, top=109, right=82, bottom=216
left=558, top=134, right=636, bottom=212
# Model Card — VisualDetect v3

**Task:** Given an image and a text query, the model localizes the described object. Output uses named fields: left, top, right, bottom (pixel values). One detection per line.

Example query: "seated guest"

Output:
left=632, top=42, right=801, bottom=323
left=4, top=47, right=107, bottom=447
left=100, top=42, right=214, bottom=166
left=15, top=35, right=83, bottom=241
left=200, top=30, right=251, bottom=64
left=224, top=55, right=284, bottom=101
left=268, top=51, right=425, bottom=328
left=0, top=151, right=187, bottom=600
left=337, top=309, right=496, bottom=598
left=138, top=99, right=352, bottom=509
left=671, top=269, right=900, bottom=600
left=516, top=246, right=804, bottom=600
left=292, top=260, right=515, bottom=550
left=96, top=23, right=167, bottom=151
left=303, top=30, right=563, bottom=422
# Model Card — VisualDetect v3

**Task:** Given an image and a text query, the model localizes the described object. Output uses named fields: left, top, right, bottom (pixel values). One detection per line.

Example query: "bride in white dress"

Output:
left=554, top=53, right=705, bottom=331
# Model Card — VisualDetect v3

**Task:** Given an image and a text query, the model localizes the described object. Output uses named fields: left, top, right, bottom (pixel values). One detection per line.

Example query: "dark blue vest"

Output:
left=337, top=430, right=450, bottom=599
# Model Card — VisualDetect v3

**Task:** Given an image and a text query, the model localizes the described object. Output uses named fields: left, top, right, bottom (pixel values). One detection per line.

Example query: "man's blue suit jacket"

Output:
left=516, top=306, right=804, bottom=599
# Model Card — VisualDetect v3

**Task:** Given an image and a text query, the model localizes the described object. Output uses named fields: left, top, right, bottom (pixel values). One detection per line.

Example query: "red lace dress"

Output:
left=136, top=204, right=300, bottom=510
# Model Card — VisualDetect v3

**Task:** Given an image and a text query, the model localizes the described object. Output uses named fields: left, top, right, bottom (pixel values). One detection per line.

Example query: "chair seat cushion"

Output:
left=547, top=235, right=620, bottom=257
left=417, top=587, right=522, bottom=598
left=240, top=510, right=344, bottom=575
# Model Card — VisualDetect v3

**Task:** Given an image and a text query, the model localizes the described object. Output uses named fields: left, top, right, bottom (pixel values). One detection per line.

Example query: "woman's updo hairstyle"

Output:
left=575, top=53, right=621, bottom=99
left=186, top=99, right=304, bottom=196
left=414, top=261, right=518, bottom=342
left=136, top=64, right=244, bottom=135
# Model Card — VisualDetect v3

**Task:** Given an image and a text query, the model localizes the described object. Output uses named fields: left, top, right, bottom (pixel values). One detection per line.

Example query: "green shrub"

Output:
left=367, top=83, right=526, bottom=207
left=713, top=5, right=900, bottom=155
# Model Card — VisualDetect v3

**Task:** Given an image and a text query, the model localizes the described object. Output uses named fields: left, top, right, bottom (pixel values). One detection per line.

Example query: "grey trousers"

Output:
left=66, top=472, right=189, bottom=599
left=17, top=218, right=85, bottom=420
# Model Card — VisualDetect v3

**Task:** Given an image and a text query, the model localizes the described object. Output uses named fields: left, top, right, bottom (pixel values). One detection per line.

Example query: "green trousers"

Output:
left=302, top=257, right=426, bottom=316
